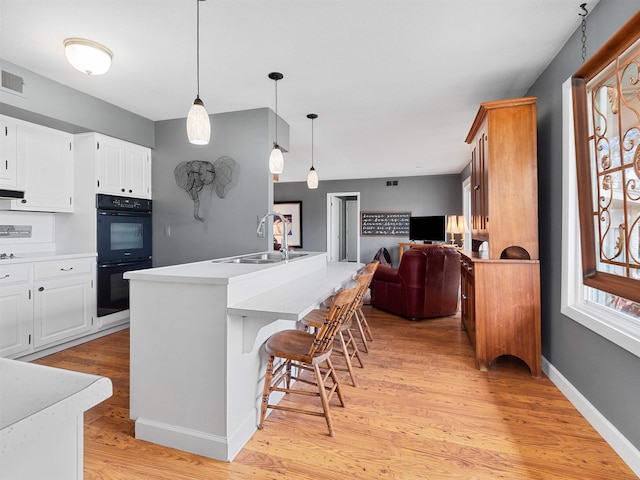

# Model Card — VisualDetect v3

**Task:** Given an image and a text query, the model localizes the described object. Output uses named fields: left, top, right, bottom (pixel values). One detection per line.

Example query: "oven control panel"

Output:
left=96, top=194, right=152, bottom=212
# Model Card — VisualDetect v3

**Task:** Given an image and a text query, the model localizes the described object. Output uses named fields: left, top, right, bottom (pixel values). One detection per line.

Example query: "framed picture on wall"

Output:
left=274, top=201, right=302, bottom=248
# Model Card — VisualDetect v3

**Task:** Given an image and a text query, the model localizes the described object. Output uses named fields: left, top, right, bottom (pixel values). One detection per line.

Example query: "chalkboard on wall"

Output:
left=361, top=211, right=410, bottom=236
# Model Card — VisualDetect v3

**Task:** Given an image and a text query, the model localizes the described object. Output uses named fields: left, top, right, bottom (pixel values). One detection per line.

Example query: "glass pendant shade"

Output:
left=64, top=38, right=112, bottom=75
left=269, top=144, right=284, bottom=174
left=307, top=166, right=318, bottom=189
left=187, top=97, right=211, bottom=145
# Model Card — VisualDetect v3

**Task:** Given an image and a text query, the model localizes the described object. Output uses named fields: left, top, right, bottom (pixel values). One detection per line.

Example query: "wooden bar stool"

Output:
left=322, top=261, right=379, bottom=353
left=353, top=261, right=379, bottom=348
left=300, top=271, right=372, bottom=387
left=258, top=285, right=359, bottom=437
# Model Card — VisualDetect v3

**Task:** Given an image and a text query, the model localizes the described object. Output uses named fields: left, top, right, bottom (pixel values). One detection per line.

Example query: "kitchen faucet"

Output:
left=257, top=212, right=289, bottom=260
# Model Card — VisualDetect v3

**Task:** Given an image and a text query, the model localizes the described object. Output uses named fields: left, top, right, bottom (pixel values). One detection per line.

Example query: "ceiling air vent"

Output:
left=385, top=180, right=398, bottom=187
left=1, top=70, right=25, bottom=96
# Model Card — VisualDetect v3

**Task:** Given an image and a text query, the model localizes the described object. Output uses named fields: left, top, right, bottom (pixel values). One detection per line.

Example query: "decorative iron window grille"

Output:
left=572, top=11, right=640, bottom=304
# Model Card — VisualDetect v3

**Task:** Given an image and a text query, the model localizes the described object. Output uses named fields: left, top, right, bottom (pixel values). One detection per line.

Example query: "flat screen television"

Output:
left=409, top=215, right=446, bottom=242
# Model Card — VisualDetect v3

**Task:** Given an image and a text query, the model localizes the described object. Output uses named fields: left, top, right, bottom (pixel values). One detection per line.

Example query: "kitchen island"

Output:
left=124, top=251, right=361, bottom=461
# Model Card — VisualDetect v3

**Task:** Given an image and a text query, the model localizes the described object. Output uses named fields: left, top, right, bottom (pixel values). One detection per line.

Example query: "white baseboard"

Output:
left=542, top=356, right=640, bottom=477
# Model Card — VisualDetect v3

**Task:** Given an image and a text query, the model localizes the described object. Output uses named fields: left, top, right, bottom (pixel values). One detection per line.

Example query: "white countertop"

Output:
left=0, top=252, right=97, bottom=265
left=123, top=251, right=328, bottom=285
left=0, top=358, right=112, bottom=454
left=228, top=261, right=361, bottom=320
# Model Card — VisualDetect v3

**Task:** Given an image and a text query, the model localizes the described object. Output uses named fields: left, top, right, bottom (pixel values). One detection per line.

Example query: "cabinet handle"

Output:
left=473, top=185, right=480, bottom=190
left=60, top=267, right=74, bottom=271
left=121, top=188, right=126, bottom=192
left=38, top=287, right=44, bottom=291
left=462, top=294, right=467, bottom=300
left=129, top=189, right=133, bottom=193
left=20, top=199, right=27, bottom=203
left=0, top=274, right=9, bottom=279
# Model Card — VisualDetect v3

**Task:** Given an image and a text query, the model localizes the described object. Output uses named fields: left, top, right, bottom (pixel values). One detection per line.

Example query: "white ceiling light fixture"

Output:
left=268, top=72, right=284, bottom=174
left=186, top=0, right=211, bottom=145
left=63, top=38, right=112, bottom=76
left=306, top=113, right=318, bottom=189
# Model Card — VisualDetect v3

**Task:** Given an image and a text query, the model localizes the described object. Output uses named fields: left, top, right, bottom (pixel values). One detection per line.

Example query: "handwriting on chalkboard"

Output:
left=361, top=211, right=410, bottom=236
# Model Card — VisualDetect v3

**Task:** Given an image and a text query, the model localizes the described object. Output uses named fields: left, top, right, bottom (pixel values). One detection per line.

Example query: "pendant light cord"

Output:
left=311, top=117, right=314, bottom=168
left=274, top=79, right=278, bottom=144
left=196, top=0, right=201, bottom=98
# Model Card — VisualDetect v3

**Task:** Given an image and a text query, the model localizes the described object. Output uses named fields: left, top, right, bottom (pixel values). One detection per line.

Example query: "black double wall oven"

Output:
left=96, top=194, right=152, bottom=317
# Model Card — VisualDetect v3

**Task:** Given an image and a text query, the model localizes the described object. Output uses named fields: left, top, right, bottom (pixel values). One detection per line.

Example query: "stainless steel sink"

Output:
left=214, top=252, right=308, bottom=264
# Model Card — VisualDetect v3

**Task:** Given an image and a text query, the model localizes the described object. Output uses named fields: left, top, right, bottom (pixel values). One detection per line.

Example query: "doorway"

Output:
left=326, top=192, right=360, bottom=263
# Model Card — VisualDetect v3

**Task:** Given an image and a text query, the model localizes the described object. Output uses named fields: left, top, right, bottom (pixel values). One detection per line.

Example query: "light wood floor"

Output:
left=33, top=307, right=636, bottom=479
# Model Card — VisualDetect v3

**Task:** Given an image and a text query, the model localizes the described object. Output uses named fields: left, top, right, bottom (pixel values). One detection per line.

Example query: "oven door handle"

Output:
left=97, top=210, right=151, bottom=217
left=98, top=261, right=150, bottom=268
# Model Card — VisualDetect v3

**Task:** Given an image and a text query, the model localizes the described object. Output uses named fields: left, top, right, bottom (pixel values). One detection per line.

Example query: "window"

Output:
left=571, top=13, right=640, bottom=304
left=562, top=78, right=640, bottom=359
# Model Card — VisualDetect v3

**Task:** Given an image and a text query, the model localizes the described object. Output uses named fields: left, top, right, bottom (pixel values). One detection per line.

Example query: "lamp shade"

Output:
left=187, top=97, right=211, bottom=145
left=307, top=166, right=318, bottom=189
left=457, top=215, right=469, bottom=233
left=446, top=215, right=460, bottom=234
left=64, top=38, right=112, bottom=75
left=269, top=145, right=284, bottom=174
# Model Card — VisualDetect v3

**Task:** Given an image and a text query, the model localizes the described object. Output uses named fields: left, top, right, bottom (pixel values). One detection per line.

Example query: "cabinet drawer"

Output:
left=0, top=264, right=31, bottom=286
left=34, top=259, right=93, bottom=280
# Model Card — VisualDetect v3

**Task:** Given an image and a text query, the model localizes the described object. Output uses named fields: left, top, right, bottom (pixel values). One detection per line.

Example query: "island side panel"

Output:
left=225, top=315, right=296, bottom=460
left=129, top=279, right=230, bottom=453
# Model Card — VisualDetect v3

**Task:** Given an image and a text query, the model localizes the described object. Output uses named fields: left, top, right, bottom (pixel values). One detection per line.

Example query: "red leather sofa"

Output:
left=370, top=246, right=460, bottom=320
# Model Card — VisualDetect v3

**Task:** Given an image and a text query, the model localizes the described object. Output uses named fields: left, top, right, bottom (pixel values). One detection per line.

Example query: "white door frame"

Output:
left=326, top=192, right=361, bottom=263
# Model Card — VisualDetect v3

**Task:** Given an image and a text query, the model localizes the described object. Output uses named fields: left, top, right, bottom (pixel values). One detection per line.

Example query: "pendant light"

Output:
left=268, top=72, right=284, bottom=174
left=186, top=0, right=211, bottom=145
left=306, top=113, right=319, bottom=189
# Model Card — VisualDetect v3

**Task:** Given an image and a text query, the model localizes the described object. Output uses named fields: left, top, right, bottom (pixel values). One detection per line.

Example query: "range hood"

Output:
left=0, top=189, right=25, bottom=199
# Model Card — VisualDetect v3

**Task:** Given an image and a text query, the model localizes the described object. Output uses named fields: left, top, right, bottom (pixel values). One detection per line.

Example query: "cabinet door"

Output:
left=0, top=115, right=18, bottom=189
left=460, top=259, right=475, bottom=346
left=0, top=284, right=33, bottom=358
left=125, top=144, right=151, bottom=198
left=13, top=123, right=74, bottom=212
left=96, top=135, right=127, bottom=195
left=33, top=277, right=93, bottom=348
left=470, top=126, right=489, bottom=240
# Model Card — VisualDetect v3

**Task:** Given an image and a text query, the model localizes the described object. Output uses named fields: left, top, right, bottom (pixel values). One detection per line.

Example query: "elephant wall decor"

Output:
left=174, top=156, right=236, bottom=222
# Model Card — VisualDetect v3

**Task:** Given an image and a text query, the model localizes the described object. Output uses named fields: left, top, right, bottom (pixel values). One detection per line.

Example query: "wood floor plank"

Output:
left=31, top=307, right=636, bottom=479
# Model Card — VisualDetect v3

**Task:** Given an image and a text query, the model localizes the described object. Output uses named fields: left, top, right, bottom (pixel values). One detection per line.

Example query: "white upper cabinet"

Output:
left=93, top=133, right=151, bottom=199
left=0, top=115, right=20, bottom=191
left=0, top=117, right=74, bottom=212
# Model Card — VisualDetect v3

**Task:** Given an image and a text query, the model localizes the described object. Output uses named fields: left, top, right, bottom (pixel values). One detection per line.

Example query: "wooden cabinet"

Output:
left=0, top=118, right=74, bottom=212
left=91, top=133, right=152, bottom=199
left=461, top=97, right=541, bottom=377
left=460, top=253, right=541, bottom=377
left=33, top=258, right=94, bottom=348
left=0, top=263, right=33, bottom=358
left=466, top=97, right=538, bottom=260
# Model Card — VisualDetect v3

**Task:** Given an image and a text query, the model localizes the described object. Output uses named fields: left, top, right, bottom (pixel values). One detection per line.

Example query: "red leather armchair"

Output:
left=370, top=246, right=460, bottom=320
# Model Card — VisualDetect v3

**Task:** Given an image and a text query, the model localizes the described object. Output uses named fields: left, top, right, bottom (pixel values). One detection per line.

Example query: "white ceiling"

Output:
left=0, top=0, right=599, bottom=182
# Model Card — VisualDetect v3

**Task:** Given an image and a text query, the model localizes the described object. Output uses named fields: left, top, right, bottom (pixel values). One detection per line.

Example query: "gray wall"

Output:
left=527, top=1, right=640, bottom=449
left=152, top=108, right=283, bottom=267
left=275, top=174, right=462, bottom=266
left=0, top=59, right=154, bottom=147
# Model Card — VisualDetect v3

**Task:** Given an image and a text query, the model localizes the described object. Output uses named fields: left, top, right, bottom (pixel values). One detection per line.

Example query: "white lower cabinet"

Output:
left=0, top=263, right=33, bottom=358
left=0, top=256, right=96, bottom=359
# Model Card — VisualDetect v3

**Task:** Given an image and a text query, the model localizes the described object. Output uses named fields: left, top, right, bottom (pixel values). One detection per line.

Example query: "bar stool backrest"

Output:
left=309, top=286, right=359, bottom=357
